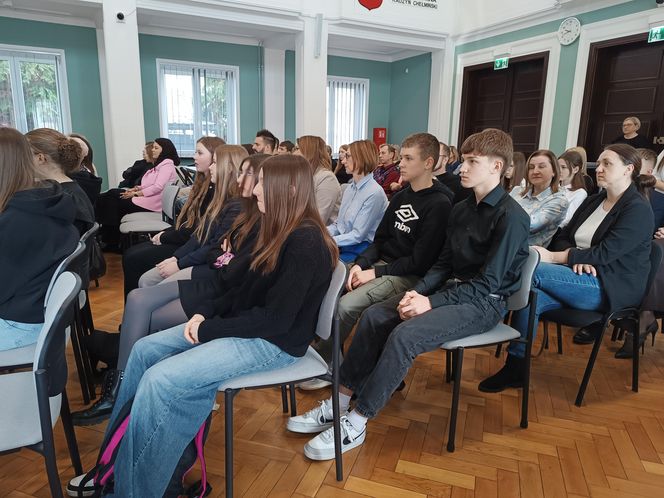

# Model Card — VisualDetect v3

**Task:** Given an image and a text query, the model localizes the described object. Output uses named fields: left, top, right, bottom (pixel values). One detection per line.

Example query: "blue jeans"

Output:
left=0, top=319, right=42, bottom=351
left=107, top=324, right=297, bottom=497
left=507, top=263, right=605, bottom=358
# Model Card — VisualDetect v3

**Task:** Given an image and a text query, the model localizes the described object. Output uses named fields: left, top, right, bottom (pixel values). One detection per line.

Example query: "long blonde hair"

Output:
left=251, top=155, right=338, bottom=274
left=175, top=136, right=225, bottom=230
left=25, top=128, right=82, bottom=175
left=297, top=135, right=332, bottom=174
left=0, top=127, right=39, bottom=213
left=194, top=144, right=246, bottom=242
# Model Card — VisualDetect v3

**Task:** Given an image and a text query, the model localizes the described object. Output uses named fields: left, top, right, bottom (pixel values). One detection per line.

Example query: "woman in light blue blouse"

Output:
left=510, top=149, right=568, bottom=247
left=328, top=140, right=388, bottom=262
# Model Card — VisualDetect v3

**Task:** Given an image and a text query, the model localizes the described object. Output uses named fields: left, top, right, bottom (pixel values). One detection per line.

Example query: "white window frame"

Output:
left=326, top=75, right=370, bottom=153
left=0, top=43, right=71, bottom=133
left=156, top=58, right=240, bottom=156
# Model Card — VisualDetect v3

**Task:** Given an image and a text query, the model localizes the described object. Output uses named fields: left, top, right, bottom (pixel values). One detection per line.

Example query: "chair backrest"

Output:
left=161, top=184, right=181, bottom=223
left=43, top=241, right=86, bottom=309
left=506, top=247, right=540, bottom=311
left=78, top=222, right=100, bottom=285
left=314, top=260, right=348, bottom=341
left=642, top=241, right=663, bottom=306
left=34, top=272, right=82, bottom=397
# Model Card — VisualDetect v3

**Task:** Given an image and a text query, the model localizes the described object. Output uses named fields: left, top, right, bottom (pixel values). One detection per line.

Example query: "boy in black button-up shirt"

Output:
left=288, top=129, right=530, bottom=461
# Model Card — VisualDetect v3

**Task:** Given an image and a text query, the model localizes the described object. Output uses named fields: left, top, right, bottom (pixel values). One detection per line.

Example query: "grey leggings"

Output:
left=117, top=282, right=187, bottom=369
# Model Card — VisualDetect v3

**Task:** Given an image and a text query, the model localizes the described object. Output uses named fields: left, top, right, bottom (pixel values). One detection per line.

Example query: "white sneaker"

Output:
left=287, top=399, right=336, bottom=433
left=304, top=415, right=366, bottom=461
left=66, top=473, right=98, bottom=497
left=298, top=378, right=332, bottom=390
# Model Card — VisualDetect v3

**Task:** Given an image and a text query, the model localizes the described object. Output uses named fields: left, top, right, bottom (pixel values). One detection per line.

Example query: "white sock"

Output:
left=339, top=392, right=351, bottom=413
left=346, top=410, right=368, bottom=432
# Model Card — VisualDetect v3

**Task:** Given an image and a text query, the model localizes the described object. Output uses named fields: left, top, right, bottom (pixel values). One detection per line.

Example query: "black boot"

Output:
left=478, top=355, right=526, bottom=393
left=615, top=321, right=658, bottom=359
left=72, top=369, right=123, bottom=426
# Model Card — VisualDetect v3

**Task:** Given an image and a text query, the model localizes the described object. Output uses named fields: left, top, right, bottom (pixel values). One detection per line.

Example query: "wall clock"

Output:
left=557, top=17, right=581, bottom=46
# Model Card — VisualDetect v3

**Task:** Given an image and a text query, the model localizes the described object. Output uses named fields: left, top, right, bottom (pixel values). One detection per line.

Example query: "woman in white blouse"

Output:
left=558, top=150, right=588, bottom=227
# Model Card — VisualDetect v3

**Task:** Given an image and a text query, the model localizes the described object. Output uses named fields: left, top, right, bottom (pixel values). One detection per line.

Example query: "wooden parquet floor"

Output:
left=2, top=254, right=664, bottom=497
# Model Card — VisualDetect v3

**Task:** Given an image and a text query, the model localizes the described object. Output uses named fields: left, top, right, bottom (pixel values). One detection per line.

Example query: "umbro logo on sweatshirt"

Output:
left=394, top=204, right=419, bottom=233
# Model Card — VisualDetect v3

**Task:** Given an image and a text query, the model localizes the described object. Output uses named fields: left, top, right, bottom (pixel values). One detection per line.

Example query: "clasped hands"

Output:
left=397, top=291, right=431, bottom=320
left=120, top=187, right=141, bottom=199
left=184, top=314, right=205, bottom=344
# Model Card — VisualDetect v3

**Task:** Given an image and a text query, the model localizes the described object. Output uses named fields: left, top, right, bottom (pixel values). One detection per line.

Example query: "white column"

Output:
left=295, top=15, right=328, bottom=138
left=263, top=47, right=286, bottom=143
left=427, top=48, right=446, bottom=142
left=98, top=0, right=145, bottom=187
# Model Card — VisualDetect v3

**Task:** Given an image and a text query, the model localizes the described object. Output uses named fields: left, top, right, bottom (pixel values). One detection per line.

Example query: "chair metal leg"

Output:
left=35, top=371, right=64, bottom=498
left=521, top=350, right=532, bottom=429
left=611, top=324, right=619, bottom=342
left=224, top=389, right=237, bottom=498
left=494, top=344, right=502, bottom=358
left=60, top=390, right=83, bottom=474
left=556, top=324, right=563, bottom=355
left=543, top=321, right=549, bottom=350
left=69, top=313, right=91, bottom=404
left=289, top=383, right=297, bottom=416
left=281, top=385, right=289, bottom=413
left=575, top=322, right=608, bottom=406
left=445, top=350, right=452, bottom=383
left=446, top=348, right=464, bottom=453
left=632, top=316, right=639, bottom=393
left=330, top=373, right=343, bottom=481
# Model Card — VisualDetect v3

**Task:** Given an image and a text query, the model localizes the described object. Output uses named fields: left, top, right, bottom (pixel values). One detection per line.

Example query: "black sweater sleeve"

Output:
left=196, top=229, right=323, bottom=343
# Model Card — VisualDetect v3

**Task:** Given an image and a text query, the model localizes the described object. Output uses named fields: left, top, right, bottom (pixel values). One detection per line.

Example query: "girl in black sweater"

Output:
left=69, top=154, right=338, bottom=496
left=0, top=127, right=78, bottom=351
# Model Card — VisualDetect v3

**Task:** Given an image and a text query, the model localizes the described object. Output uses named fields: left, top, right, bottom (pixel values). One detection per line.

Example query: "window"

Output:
left=0, top=47, right=69, bottom=132
left=157, top=60, right=239, bottom=156
left=326, top=76, right=369, bottom=153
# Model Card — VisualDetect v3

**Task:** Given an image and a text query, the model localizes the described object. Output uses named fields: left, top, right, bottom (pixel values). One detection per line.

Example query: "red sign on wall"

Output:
left=359, top=0, right=383, bottom=11
left=373, top=128, right=387, bottom=147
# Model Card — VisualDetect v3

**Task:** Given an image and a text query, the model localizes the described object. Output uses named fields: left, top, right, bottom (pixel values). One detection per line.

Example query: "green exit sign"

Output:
left=494, top=57, right=509, bottom=70
left=649, top=26, right=664, bottom=43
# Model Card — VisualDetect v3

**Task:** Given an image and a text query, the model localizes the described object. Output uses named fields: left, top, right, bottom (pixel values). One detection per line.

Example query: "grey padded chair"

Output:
left=217, top=260, right=347, bottom=498
left=119, top=184, right=180, bottom=246
left=0, top=272, right=83, bottom=498
left=441, top=247, right=540, bottom=452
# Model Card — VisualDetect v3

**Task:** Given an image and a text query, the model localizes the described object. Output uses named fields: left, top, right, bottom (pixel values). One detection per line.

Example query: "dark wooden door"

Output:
left=579, top=35, right=664, bottom=160
left=458, top=53, right=548, bottom=158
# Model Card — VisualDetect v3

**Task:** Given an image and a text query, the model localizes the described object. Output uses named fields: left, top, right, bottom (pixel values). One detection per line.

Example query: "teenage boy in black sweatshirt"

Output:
left=288, top=128, right=530, bottom=460
left=303, top=133, right=453, bottom=386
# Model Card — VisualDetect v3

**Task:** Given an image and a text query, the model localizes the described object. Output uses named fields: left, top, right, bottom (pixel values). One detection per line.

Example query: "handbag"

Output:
left=89, top=236, right=107, bottom=281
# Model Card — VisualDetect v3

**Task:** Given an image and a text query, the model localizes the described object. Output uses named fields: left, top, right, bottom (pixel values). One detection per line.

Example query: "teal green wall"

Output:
left=284, top=51, right=431, bottom=144
left=328, top=55, right=391, bottom=137
left=284, top=50, right=295, bottom=142
left=138, top=34, right=261, bottom=145
left=389, top=53, right=431, bottom=144
left=453, top=0, right=657, bottom=152
left=0, top=16, right=108, bottom=186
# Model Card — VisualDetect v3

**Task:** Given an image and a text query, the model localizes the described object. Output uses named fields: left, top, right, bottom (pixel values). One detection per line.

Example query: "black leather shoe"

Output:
left=478, top=355, right=525, bottom=393
left=72, top=369, right=123, bottom=426
left=615, top=321, right=659, bottom=359
left=573, top=325, right=600, bottom=345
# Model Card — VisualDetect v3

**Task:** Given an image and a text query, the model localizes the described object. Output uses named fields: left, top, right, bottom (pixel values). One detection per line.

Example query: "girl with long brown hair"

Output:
left=558, top=150, right=588, bottom=227
left=0, top=127, right=78, bottom=351
left=295, top=135, right=341, bottom=224
left=121, top=136, right=224, bottom=298
left=68, top=154, right=338, bottom=495
left=138, top=144, right=247, bottom=287
left=72, top=153, right=269, bottom=426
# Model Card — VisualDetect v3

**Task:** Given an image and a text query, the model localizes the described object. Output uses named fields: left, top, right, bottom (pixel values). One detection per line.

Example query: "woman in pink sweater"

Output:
left=96, top=138, right=179, bottom=250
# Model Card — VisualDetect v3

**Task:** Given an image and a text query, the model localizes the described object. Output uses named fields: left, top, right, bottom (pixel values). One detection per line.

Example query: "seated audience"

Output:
left=637, top=148, right=657, bottom=175
left=611, top=116, right=650, bottom=149
left=0, top=127, right=78, bottom=351
left=69, top=133, right=102, bottom=205
left=480, top=144, right=654, bottom=391
left=119, top=142, right=153, bottom=188
left=651, top=150, right=664, bottom=228
left=137, top=145, right=246, bottom=287
left=72, top=154, right=267, bottom=425
left=446, top=145, right=461, bottom=173
left=327, top=140, right=388, bottom=263
left=68, top=155, right=337, bottom=496
left=510, top=149, right=568, bottom=247
left=121, top=137, right=224, bottom=299
left=252, top=128, right=279, bottom=154
left=288, top=128, right=529, bottom=459
left=558, top=149, right=588, bottom=227
left=504, top=151, right=527, bottom=192
left=95, top=138, right=179, bottom=249
left=374, top=144, right=401, bottom=199
left=26, top=128, right=95, bottom=236
left=277, top=140, right=295, bottom=154
left=304, top=133, right=453, bottom=385
left=567, top=146, right=595, bottom=194
left=295, top=135, right=341, bottom=224
left=334, top=144, right=353, bottom=184
left=435, top=141, right=472, bottom=204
